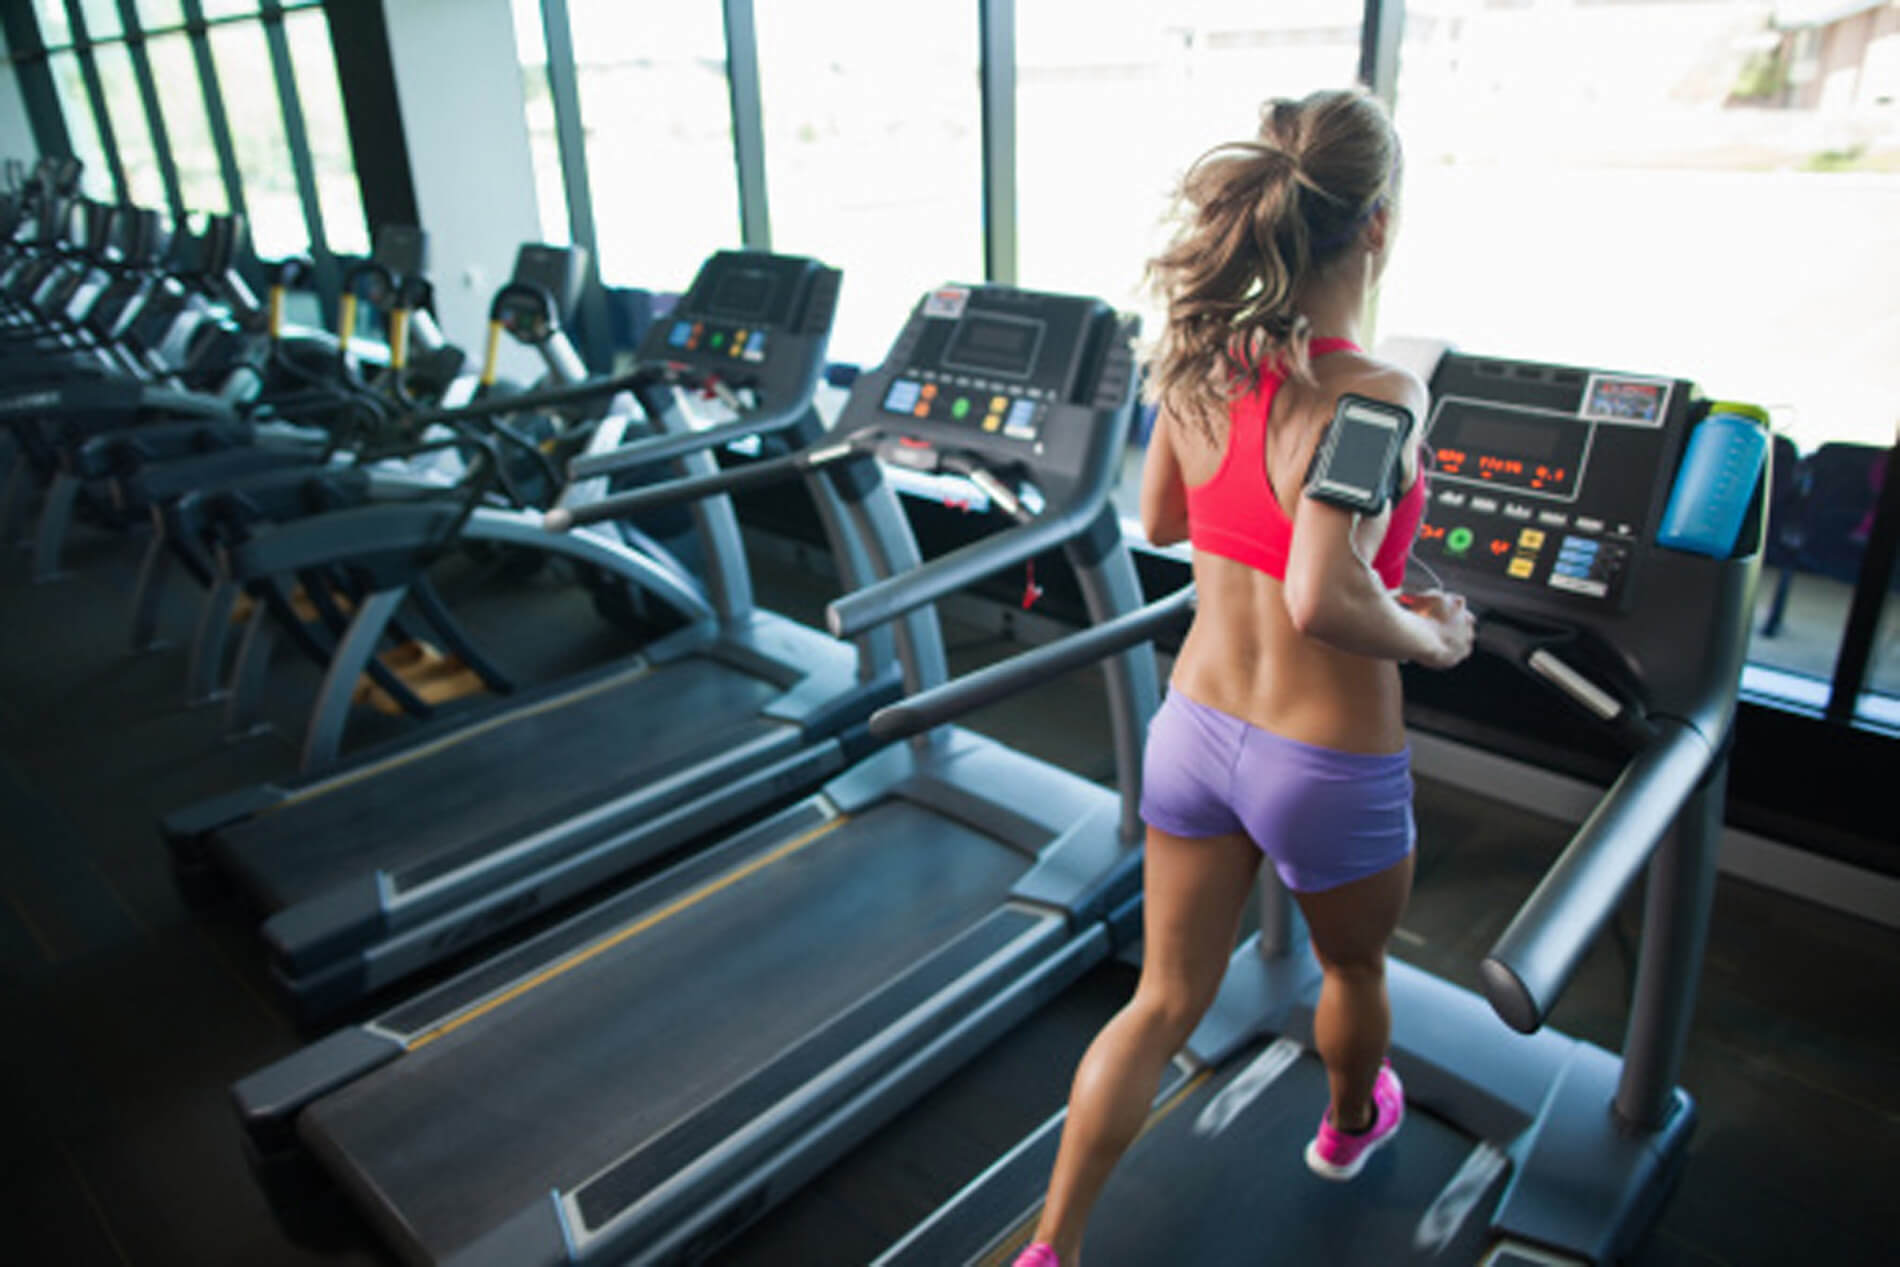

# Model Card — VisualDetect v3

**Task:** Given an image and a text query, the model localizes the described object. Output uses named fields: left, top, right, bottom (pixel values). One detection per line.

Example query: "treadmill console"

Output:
left=1416, top=357, right=1695, bottom=615
left=860, top=284, right=1131, bottom=486
left=637, top=250, right=841, bottom=407
left=877, top=286, right=1104, bottom=449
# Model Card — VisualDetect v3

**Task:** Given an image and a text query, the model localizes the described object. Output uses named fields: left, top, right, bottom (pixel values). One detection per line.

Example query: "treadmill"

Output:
left=875, top=346, right=1767, bottom=1267
left=231, top=281, right=1163, bottom=1266
left=161, top=249, right=900, bottom=1017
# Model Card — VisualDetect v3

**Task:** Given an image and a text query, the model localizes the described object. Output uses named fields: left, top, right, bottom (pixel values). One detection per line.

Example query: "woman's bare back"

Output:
left=1166, top=351, right=1420, bottom=755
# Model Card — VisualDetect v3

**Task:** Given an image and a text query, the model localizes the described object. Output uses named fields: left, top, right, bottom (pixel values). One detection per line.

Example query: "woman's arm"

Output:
left=1281, top=372, right=1472, bottom=668
left=1139, top=407, right=1191, bottom=547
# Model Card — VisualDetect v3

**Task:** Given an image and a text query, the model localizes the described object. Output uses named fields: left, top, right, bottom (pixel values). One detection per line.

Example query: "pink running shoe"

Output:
left=1012, top=1244, right=1061, bottom=1267
left=1304, top=1061, right=1404, bottom=1180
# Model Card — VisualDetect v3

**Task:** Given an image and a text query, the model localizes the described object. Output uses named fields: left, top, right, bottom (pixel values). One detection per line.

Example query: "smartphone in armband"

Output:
left=1303, top=393, right=1415, bottom=515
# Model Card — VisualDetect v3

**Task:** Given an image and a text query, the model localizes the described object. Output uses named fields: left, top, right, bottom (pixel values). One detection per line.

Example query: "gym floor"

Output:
left=1, top=521, right=1895, bottom=1266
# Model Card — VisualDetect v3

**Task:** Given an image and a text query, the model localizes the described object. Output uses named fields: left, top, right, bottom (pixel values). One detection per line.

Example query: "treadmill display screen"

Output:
left=942, top=313, right=1043, bottom=379
left=707, top=270, right=774, bottom=321
left=1431, top=402, right=1585, bottom=501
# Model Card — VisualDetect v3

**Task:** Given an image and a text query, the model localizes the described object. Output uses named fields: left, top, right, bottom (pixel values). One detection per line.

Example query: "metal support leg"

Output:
left=1616, top=751, right=1727, bottom=1130
left=31, top=470, right=78, bottom=581
left=300, top=587, right=408, bottom=773
left=187, top=579, right=241, bottom=705
left=1256, top=866, right=1306, bottom=963
left=129, top=527, right=173, bottom=651
left=0, top=450, right=31, bottom=545
left=223, top=603, right=279, bottom=741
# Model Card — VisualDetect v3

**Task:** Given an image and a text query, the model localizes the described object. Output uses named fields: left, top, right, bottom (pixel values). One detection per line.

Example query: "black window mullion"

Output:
left=540, top=0, right=612, bottom=370
left=62, top=0, right=129, bottom=202
left=257, top=0, right=335, bottom=299
left=117, top=0, right=186, bottom=220
left=1825, top=433, right=1900, bottom=722
left=722, top=0, right=769, bottom=250
left=1359, top=0, right=1404, bottom=107
left=978, top=0, right=1016, bottom=284
left=0, top=8, right=75, bottom=160
left=179, top=0, right=248, bottom=225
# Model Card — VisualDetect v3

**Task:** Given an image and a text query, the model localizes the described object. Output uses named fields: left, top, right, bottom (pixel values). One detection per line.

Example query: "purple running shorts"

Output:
left=1139, top=688, right=1416, bottom=893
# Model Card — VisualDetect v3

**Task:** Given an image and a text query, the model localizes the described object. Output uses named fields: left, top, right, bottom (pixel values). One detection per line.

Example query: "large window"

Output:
left=567, top=0, right=741, bottom=290
left=44, top=49, right=110, bottom=199
left=21, top=1, right=367, bottom=265
left=142, top=31, right=226, bottom=214
left=1379, top=0, right=1900, bottom=713
left=756, top=0, right=983, bottom=363
left=89, top=41, right=162, bottom=206
left=509, top=0, right=571, bottom=245
left=206, top=17, right=301, bottom=255
left=1016, top=0, right=1363, bottom=327
left=283, top=7, right=367, bottom=256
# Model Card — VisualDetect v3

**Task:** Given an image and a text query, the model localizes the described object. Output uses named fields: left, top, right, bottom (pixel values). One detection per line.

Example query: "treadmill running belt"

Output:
left=1053, top=1045, right=1508, bottom=1267
left=217, top=657, right=782, bottom=910
left=301, top=799, right=1033, bottom=1261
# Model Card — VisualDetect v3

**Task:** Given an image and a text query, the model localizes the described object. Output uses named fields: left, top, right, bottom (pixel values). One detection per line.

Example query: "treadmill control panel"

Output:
left=877, top=285, right=1104, bottom=449
left=633, top=250, right=840, bottom=412
left=642, top=250, right=839, bottom=389
left=1416, top=362, right=1692, bottom=613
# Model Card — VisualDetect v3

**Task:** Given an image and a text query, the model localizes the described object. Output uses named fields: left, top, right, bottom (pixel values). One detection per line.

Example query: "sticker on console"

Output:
left=923, top=286, right=970, bottom=320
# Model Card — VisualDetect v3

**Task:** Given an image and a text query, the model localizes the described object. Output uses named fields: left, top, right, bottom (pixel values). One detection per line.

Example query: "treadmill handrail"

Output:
left=545, top=447, right=821, bottom=531
left=1478, top=715, right=1716, bottom=1034
left=869, top=586, right=1195, bottom=741
left=826, top=504, right=1092, bottom=641
left=566, top=400, right=819, bottom=481
left=406, top=366, right=656, bottom=429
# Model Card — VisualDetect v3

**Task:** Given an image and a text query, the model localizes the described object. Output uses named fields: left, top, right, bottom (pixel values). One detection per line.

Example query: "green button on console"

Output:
left=952, top=397, right=971, bottom=420
left=1447, top=527, right=1475, bottom=555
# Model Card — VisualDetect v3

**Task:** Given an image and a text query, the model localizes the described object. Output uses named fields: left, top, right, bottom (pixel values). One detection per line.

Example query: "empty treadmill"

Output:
left=876, top=347, right=1767, bottom=1267
left=233, top=281, right=1164, bottom=1265
left=162, top=249, right=902, bottom=1017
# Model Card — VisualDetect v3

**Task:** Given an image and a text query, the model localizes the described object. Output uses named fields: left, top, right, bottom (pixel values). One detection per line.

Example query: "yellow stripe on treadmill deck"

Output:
left=405, top=813, right=849, bottom=1051
left=276, top=662, right=653, bottom=811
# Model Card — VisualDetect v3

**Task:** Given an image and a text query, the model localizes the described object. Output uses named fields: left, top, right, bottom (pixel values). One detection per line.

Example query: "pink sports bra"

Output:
left=1186, top=339, right=1427, bottom=590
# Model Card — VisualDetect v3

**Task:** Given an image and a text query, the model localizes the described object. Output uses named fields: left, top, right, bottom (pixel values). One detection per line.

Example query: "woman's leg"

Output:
left=1291, top=850, right=1415, bottom=1130
left=1030, top=826, right=1262, bottom=1264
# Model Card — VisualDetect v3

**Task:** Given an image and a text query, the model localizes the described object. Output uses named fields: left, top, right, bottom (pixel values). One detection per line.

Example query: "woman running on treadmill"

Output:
left=1013, top=88, right=1476, bottom=1267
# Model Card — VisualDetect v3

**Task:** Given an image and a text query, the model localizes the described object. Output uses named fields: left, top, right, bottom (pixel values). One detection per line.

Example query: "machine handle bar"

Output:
left=1478, top=715, right=1715, bottom=1034
left=406, top=367, right=661, bottom=430
left=826, top=502, right=1086, bottom=641
left=543, top=439, right=858, bottom=531
left=565, top=401, right=816, bottom=482
left=869, top=586, right=1195, bottom=742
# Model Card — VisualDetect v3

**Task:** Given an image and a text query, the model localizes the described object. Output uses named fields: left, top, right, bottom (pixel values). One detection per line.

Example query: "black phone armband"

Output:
left=1302, top=393, right=1415, bottom=515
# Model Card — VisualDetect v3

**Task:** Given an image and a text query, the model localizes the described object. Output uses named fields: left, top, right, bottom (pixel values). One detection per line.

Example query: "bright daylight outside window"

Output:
left=509, top=0, right=571, bottom=246
left=565, top=0, right=741, bottom=292
left=1377, top=0, right=1900, bottom=709
left=89, top=40, right=165, bottom=208
left=1016, top=0, right=1364, bottom=335
left=141, top=32, right=227, bottom=214
left=755, top=0, right=983, bottom=365
left=284, top=8, right=368, bottom=256
left=206, top=18, right=303, bottom=257
left=45, top=50, right=112, bottom=200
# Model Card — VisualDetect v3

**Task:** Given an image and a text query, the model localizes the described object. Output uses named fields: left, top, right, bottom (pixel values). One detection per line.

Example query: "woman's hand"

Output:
left=1398, top=590, right=1476, bottom=669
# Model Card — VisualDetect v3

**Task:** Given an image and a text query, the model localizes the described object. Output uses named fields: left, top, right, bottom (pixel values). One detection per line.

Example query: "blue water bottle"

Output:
left=1658, top=402, right=1771, bottom=558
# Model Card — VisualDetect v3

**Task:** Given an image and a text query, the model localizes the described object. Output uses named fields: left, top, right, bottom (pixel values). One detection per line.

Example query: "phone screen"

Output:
left=1316, top=402, right=1402, bottom=502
